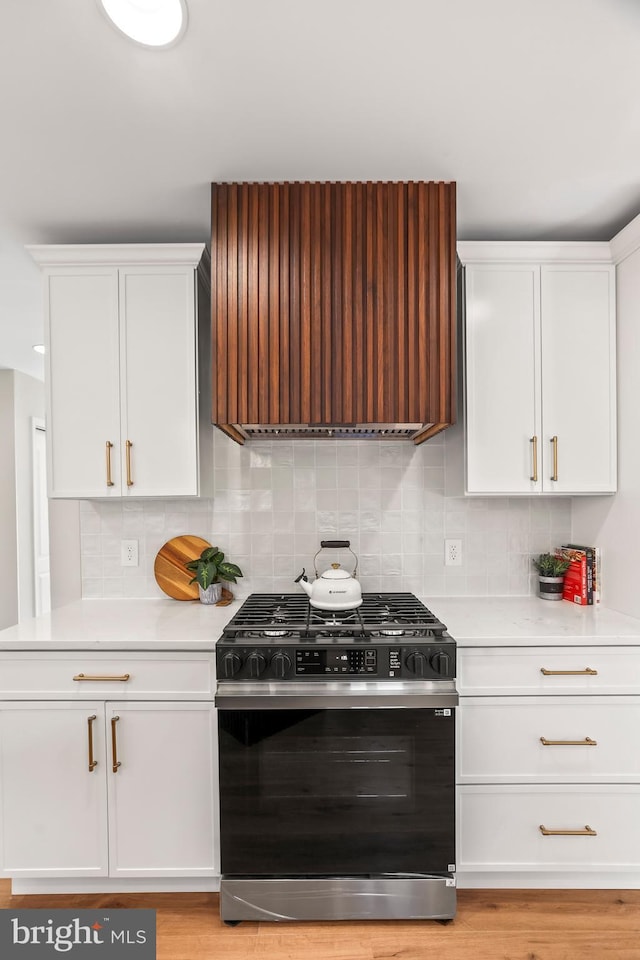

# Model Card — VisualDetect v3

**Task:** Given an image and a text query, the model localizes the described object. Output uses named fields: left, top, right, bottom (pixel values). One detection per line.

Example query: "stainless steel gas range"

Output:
left=215, top=592, right=458, bottom=924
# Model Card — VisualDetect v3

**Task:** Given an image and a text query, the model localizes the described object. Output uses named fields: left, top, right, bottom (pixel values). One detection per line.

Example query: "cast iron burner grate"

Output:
left=221, top=593, right=448, bottom=641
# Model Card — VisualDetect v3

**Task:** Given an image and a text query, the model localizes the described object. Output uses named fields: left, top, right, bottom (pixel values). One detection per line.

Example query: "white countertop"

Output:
left=0, top=596, right=639, bottom=652
left=426, top=597, right=640, bottom=646
left=0, top=599, right=238, bottom=651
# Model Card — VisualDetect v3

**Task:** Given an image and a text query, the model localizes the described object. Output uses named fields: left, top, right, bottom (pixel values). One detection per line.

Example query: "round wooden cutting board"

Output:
left=154, top=535, right=212, bottom=600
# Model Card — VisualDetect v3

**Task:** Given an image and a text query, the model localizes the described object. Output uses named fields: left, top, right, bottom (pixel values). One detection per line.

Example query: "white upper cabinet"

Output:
left=28, top=244, right=212, bottom=499
left=458, top=243, right=617, bottom=496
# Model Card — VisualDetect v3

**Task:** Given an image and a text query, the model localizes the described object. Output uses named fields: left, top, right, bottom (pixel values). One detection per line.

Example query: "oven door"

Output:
left=217, top=691, right=455, bottom=878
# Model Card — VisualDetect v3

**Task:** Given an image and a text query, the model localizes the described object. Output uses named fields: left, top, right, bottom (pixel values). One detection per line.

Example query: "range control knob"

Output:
left=405, top=651, right=429, bottom=677
left=270, top=652, right=292, bottom=679
left=221, top=652, right=242, bottom=679
left=430, top=650, right=451, bottom=677
left=246, top=651, right=267, bottom=678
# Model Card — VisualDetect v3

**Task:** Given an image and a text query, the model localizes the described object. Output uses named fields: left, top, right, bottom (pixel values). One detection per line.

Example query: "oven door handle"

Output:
left=215, top=692, right=459, bottom=710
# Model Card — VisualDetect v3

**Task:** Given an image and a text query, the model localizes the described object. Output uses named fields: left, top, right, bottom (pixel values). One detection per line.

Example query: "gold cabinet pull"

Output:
left=539, top=824, right=597, bottom=837
left=541, top=668, right=598, bottom=676
left=125, top=439, right=134, bottom=486
left=87, top=715, right=98, bottom=772
left=530, top=435, right=538, bottom=482
left=73, top=673, right=131, bottom=682
left=550, top=435, right=558, bottom=481
left=111, top=715, right=121, bottom=773
left=105, top=441, right=114, bottom=487
left=540, top=737, right=597, bottom=747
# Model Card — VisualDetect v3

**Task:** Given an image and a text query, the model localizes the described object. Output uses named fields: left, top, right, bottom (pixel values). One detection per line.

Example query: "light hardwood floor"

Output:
left=1, top=883, right=639, bottom=959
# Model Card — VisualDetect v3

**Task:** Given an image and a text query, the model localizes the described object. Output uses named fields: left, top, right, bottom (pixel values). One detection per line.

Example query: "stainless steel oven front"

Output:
left=216, top=679, right=458, bottom=923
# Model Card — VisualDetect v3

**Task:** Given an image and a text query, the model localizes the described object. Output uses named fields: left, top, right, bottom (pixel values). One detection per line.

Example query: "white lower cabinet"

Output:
left=459, top=696, right=640, bottom=783
left=457, top=645, right=640, bottom=888
left=459, top=784, right=640, bottom=873
left=0, top=702, right=108, bottom=877
left=106, top=702, right=217, bottom=878
left=0, top=655, right=219, bottom=882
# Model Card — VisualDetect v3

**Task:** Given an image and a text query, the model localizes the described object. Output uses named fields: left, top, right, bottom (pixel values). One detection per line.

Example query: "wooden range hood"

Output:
left=211, top=180, right=456, bottom=444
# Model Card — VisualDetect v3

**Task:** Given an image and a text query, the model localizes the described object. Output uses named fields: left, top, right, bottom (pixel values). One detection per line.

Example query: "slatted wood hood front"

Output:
left=211, top=181, right=456, bottom=443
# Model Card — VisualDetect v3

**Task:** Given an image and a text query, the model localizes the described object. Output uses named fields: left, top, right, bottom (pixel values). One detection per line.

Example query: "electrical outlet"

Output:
left=445, top=539, right=462, bottom=567
left=121, top=539, right=139, bottom=567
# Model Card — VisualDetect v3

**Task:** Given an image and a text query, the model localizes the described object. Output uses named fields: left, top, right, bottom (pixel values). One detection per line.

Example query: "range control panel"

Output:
left=296, top=648, right=377, bottom=675
left=216, top=642, right=456, bottom=682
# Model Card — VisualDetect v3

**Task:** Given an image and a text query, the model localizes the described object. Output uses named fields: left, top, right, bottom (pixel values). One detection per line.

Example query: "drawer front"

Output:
left=458, top=646, right=640, bottom=696
left=458, top=784, right=640, bottom=871
left=0, top=654, right=215, bottom=700
left=458, top=696, right=640, bottom=783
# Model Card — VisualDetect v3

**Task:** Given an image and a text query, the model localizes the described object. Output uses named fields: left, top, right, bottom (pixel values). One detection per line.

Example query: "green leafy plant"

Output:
left=185, top=547, right=244, bottom=590
left=532, top=553, right=570, bottom=577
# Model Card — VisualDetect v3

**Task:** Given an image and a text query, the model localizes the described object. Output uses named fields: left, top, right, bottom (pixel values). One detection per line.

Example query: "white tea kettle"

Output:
left=296, top=541, right=362, bottom=611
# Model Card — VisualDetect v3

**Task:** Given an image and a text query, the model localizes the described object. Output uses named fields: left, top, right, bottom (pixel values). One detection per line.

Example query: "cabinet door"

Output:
left=0, top=702, right=108, bottom=877
left=106, top=703, right=218, bottom=877
left=464, top=264, right=540, bottom=493
left=46, top=270, right=121, bottom=497
left=540, top=265, right=616, bottom=493
left=119, top=268, right=199, bottom=496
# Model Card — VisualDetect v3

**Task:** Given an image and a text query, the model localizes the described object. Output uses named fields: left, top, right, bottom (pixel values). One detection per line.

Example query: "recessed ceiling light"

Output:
left=33, top=344, right=45, bottom=355
left=98, top=0, right=188, bottom=48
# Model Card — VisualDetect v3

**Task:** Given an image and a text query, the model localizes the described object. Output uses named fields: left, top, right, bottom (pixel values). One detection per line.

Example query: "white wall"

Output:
left=0, top=369, right=79, bottom=623
left=12, top=370, right=45, bottom=619
left=0, top=371, right=19, bottom=628
left=572, top=216, right=640, bottom=617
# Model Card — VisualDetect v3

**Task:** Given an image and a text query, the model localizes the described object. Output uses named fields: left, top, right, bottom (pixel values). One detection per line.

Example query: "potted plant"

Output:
left=185, top=547, right=243, bottom=604
left=532, top=553, right=570, bottom=601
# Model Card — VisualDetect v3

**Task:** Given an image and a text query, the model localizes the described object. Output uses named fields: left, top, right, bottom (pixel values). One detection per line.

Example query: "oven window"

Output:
left=261, top=734, right=413, bottom=801
left=218, top=708, right=454, bottom=877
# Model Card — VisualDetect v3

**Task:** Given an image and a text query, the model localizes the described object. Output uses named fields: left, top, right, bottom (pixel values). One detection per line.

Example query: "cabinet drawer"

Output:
left=0, top=653, right=215, bottom=700
left=458, top=646, right=640, bottom=696
left=458, top=696, right=640, bottom=783
left=458, top=784, right=640, bottom=871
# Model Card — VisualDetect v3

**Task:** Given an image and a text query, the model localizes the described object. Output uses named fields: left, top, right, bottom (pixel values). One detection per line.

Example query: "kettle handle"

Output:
left=314, top=541, right=358, bottom=578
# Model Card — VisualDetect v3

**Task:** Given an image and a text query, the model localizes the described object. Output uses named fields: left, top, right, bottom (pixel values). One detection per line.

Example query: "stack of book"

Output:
left=554, top=544, right=601, bottom=606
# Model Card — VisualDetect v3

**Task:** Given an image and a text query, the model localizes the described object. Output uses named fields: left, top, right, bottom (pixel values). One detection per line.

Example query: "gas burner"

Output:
left=319, top=616, right=346, bottom=627
left=377, top=608, right=409, bottom=636
left=314, top=609, right=357, bottom=624
left=240, top=629, right=293, bottom=640
left=263, top=606, right=293, bottom=636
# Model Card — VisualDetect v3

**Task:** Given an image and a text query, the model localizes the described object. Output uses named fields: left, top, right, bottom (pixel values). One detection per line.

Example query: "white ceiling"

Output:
left=2, top=0, right=640, bottom=381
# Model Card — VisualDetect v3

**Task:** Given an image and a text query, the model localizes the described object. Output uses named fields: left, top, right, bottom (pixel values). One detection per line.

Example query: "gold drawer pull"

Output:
left=126, top=439, right=134, bottom=486
left=540, top=737, right=597, bottom=747
left=550, top=435, right=558, bottom=481
left=539, top=824, right=597, bottom=837
left=73, top=673, right=131, bottom=682
left=111, top=715, right=121, bottom=773
left=541, top=668, right=598, bottom=676
left=105, top=441, right=114, bottom=487
left=87, top=715, right=97, bottom=772
left=530, top=435, right=538, bottom=482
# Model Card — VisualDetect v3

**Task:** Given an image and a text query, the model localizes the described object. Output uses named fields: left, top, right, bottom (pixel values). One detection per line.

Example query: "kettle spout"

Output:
left=295, top=569, right=312, bottom=596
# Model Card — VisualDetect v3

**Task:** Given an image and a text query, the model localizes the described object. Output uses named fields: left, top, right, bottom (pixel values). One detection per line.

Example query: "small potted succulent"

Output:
left=532, top=553, right=570, bottom=601
left=185, top=547, right=243, bottom=604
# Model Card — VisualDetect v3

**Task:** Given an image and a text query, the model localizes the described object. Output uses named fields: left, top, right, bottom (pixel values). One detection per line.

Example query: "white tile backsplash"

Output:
left=79, top=427, right=572, bottom=600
